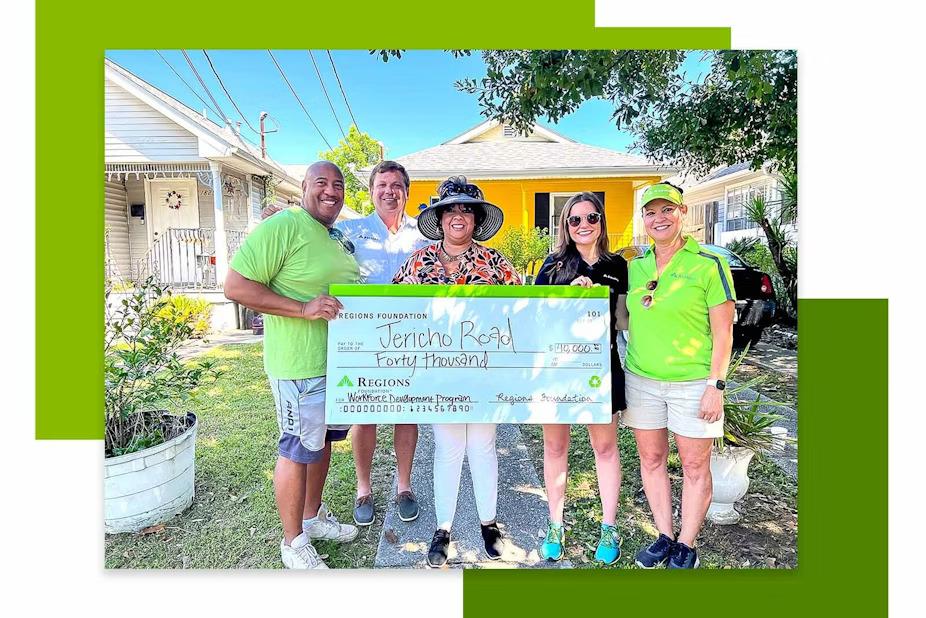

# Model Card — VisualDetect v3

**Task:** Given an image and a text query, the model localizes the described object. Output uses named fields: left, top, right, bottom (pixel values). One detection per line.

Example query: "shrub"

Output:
left=156, top=294, right=212, bottom=339
left=717, top=346, right=791, bottom=458
left=105, top=278, right=220, bottom=457
left=496, top=226, right=552, bottom=283
left=725, top=239, right=794, bottom=321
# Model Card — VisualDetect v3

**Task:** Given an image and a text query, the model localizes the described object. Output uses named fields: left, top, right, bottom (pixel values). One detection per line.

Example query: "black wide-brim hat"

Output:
left=417, top=176, right=504, bottom=242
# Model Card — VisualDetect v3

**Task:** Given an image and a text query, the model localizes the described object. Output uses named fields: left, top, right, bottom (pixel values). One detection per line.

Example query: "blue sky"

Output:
left=105, top=50, right=707, bottom=164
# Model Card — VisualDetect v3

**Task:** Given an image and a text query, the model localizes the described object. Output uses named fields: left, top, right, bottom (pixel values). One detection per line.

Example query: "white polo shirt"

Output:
left=336, top=211, right=431, bottom=284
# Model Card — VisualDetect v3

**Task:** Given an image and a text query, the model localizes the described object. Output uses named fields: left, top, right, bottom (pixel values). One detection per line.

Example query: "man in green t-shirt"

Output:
left=225, top=161, right=361, bottom=569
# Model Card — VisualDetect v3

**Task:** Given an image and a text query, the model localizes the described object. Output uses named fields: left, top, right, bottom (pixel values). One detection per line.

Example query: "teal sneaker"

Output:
left=594, top=523, right=622, bottom=565
left=540, top=521, right=565, bottom=561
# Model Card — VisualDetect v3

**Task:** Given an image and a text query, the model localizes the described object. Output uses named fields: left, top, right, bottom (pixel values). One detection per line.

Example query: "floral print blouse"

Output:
left=392, top=242, right=522, bottom=285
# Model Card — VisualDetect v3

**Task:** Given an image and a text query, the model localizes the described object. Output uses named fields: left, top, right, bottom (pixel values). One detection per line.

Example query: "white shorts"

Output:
left=621, top=371, right=723, bottom=439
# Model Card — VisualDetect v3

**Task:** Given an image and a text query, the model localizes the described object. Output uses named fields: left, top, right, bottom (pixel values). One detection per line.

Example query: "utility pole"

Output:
left=259, top=112, right=277, bottom=159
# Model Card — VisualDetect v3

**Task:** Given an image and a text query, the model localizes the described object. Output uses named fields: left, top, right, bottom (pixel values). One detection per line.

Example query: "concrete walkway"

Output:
left=737, top=340, right=798, bottom=478
left=743, top=341, right=797, bottom=376
left=176, top=329, right=262, bottom=361
left=373, top=424, right=571, bottom=569
left=729, top=383, right=797, bottom=479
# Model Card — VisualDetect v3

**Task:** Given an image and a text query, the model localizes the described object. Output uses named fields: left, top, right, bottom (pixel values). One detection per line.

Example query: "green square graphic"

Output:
left=464, top=299, right=888, bottom=616
left=35, top=0, right=730, bottom=439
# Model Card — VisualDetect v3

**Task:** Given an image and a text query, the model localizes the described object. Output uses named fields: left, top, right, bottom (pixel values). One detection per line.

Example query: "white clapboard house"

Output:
left=104, top=59, right=359, bottom=328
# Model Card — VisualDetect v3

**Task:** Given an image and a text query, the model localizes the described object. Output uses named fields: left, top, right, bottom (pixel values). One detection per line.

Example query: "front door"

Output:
left=145, top=178, right=201, bottom=287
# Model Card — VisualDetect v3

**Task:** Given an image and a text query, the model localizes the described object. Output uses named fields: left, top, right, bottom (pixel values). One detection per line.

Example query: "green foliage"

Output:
left=725, top=239, right=794, bottom=321
left=779, top=168, right=798, bottom=223
left=495, top=225, right=552, bottom=282
left=725, top=237, right=762, bottom=258
left=377, top=50, right=796, bottom=177
left=105, top=277, right=221, bottom=457
left=637, top=51, right=797, bottom=176
left=319, top=125, right=383, bottom=215
left=156, top=294, right=212, bottom=339
left=742, top=183, right=798, bottom=321
left=718, top=347, right=791, bottom=457
left=105, top=343, right=394, bottom=568
left=261, top=175, right=281, bottom=208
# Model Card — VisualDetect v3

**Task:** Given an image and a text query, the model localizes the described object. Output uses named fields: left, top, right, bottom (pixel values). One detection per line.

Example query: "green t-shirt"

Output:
left=230, top=206, right=360, bottom=379
left=626, top=236, right=736, bottom=381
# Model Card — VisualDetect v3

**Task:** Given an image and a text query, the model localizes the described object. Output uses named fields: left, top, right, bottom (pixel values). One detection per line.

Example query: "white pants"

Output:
left=432, top=423, right=498, bottom=531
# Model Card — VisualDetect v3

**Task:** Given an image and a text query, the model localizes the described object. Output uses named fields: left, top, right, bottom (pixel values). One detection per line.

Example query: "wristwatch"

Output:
left=707, top=378, right=726, bottom=391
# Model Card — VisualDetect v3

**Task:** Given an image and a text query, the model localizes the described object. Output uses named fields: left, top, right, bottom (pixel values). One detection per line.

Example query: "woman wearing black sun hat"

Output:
left=393, top=176, right=520, bottom=567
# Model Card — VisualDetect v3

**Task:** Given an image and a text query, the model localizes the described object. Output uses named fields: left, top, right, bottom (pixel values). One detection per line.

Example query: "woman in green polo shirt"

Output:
left=624, top=182, right=736, bottom=570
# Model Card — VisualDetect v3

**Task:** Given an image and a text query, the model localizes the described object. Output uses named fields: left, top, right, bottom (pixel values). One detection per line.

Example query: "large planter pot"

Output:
left=707, top=446, right=755, bottom=525
left=104, top=412, right=198, bottom=534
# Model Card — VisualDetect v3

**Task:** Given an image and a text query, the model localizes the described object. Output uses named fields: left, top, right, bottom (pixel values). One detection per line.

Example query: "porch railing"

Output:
left=127, top=228, right=248, bottom=290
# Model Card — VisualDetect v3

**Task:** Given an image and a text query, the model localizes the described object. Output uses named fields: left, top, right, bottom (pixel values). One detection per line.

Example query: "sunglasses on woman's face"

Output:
left=567, top=212, right=602, bottom=227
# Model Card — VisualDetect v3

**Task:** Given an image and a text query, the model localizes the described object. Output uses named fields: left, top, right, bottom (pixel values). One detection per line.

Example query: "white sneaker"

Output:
left=281, top=533, right=328, bottom=569
left=304, top=503, right=359, bottom=543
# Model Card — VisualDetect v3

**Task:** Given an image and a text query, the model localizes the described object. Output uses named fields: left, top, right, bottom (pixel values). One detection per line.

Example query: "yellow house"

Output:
left=365, top=120, right=677, bottom=250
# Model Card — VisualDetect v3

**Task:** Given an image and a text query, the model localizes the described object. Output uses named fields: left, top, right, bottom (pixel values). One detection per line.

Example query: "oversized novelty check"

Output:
left=325, top=284, right=612, bottom=424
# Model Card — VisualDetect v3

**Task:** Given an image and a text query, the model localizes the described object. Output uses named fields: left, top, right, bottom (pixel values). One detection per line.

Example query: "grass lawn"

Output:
left=106, top=342, right=797, bottom=569
left=105, top=343, right=396, bottom=569
left=517, top=424, right=797, bottom=569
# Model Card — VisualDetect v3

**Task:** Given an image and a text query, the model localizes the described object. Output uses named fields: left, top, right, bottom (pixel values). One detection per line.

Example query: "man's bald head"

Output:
left=303, top=160, right=344, bottom=186
left=301, top=160, right=345, bottom=227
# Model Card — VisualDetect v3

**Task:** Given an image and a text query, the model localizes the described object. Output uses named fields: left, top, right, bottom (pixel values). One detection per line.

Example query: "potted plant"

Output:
left=104, top=277, right=219, bottom=533
left=707, top=348, right=788, bottom=525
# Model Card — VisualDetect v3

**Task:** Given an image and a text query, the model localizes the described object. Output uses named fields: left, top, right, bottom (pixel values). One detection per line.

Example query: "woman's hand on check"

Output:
left=570, top=276, right=594, bottom=288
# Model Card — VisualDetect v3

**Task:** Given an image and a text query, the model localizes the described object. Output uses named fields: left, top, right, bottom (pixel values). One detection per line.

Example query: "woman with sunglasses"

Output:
left=533, top=192, right=627, bottom=565
left=393, top=176, right=520, bottom=567
left=624, top=182, right=736, bottom=569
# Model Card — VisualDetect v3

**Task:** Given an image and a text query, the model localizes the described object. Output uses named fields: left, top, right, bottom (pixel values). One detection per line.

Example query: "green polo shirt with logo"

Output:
left=626, top=236, right=736, bottom=381
left=230, top=206, right=360, bottom=380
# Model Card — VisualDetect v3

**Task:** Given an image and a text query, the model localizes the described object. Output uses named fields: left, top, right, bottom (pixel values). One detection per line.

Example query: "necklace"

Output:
left=439, top=242, right=470, bottom=263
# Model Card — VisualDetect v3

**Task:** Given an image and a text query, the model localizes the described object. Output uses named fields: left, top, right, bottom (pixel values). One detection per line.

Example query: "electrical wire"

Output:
left=180, top=49, right=232, bottom=127
left=154, top=50, right=221, bottom=120
left=326, top=50, right=360, bottom=132
left=201, top=49, right=260, bottom=135
left=307, top=50, right=346, bottom=140
left=267, top=50, right=334, bottom=150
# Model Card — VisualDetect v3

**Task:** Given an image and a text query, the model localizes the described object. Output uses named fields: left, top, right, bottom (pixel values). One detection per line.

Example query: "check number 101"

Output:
left=550, top=343, right=602, bottom=354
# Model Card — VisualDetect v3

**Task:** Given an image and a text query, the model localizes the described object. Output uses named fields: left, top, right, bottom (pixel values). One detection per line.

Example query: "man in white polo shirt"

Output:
left=263, top=160, right=429, bottom=526
left=337, top=160, right=430, bottom=525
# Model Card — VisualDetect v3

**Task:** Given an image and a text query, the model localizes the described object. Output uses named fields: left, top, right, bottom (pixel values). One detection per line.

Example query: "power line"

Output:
left=307, top=50, right=346, bottom=140
left=267, top=50, right=334, bottom=151
left=154, top=50, right=221, bottom=120
left=326, top=50, right=360, bottom=132
left=180, top=49, right=231, bottom=127
left=201, top=50, right=260, bottom=136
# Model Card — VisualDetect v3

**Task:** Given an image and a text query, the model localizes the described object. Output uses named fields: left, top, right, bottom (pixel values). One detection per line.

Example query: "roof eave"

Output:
left=399, top=166, right=679, bottom=181
left=686, top=166, right=770, bottom=193
left=105, top=61, right=233, bottom=156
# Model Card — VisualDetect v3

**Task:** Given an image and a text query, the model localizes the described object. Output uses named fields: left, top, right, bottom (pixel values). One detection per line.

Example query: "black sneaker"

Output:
left=427, top=529, right=451, bottom=568
left=635, top=533, right=675, bottom=568
left=480, top=522, right=503, bottom=560
left=667, top=541, right=700, bottom=569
